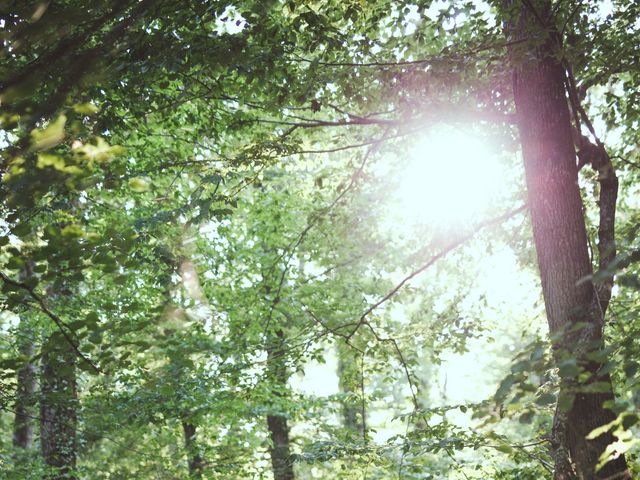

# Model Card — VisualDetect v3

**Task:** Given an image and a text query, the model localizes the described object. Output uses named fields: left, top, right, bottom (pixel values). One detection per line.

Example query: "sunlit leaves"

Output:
left=586, top=412, right=640, bottom=472
left=30, top=114, right=66, bottom=151
left=72, top=137, right=124, bottom=164
left=128, top=177, right=150, bottom=193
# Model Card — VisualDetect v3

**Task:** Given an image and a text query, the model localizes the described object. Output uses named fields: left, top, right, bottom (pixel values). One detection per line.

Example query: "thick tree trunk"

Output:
left=503, top=2, right=629, bottom=478
left=40, top=339, right=77, bottom=479
left=266, top=330, right=295, bottom=480
left=13, top=320, right=36, bottom=450
left=182, top=421, right=204, bottom=478
left=337, top=342, right=365, bottom=439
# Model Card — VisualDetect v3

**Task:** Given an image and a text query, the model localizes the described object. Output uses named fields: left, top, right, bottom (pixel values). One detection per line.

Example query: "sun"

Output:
left=386, top=126, right=509, bottom=231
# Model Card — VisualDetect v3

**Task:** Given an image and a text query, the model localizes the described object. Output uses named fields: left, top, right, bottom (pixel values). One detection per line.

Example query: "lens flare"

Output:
left=390, top=127, right=508, bottom=230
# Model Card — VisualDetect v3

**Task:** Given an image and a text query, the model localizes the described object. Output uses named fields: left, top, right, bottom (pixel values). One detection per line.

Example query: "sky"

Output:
left=291, top=126, right=545, bottom=451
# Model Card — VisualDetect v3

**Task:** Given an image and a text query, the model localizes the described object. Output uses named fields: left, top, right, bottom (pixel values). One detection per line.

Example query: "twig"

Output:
left=289, top=38, right=532, bottom=68
left=0, top=271, right=101, bottom=373
left=262, top=126, right=393, bottom=333
left=348, top=204, right=528, bottom=339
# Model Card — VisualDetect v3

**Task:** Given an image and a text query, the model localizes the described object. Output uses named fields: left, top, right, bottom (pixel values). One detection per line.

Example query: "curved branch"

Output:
left=0, top=271, right=101, bottom=374
left=348, top=204, right=528, bottom=339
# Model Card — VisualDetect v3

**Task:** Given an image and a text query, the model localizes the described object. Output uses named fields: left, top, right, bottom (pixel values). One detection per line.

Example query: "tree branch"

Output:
left=348, top=204, right=528, bottom=339
left=565, top=63, right=618, bottom=314
left=0, top=271, right=101, bottom=373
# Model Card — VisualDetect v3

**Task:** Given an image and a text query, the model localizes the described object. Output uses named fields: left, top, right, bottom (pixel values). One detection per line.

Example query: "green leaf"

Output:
left=129, top=177, right=150, bottom=192
left=558, top=358, right=580, bottom=378
left=495, top=443, right=514, bottom=454
left=535, top=393, right=556, bottom=405
left=30, top=114, right=66, bottom=151
left=586, top=419, right=616, bottom=440
left=73, top=102, right=100, bottom=115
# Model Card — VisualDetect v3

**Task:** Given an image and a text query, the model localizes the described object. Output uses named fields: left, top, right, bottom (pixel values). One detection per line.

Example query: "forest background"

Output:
left=0, top=1, right=639, bottom=479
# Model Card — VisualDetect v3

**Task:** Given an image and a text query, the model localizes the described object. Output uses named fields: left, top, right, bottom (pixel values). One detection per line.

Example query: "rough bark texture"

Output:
left=40, top=339, right=77, bottom=479
left=13, top=265, right=37, bottom=450
left=182, top=421, right=204, bottom=478
left=13, top=316, right=37, bottom=450
left=504, top=2, right=629, bottom=479
left=13, top=343, right=36, bottom=449
left=266, top=330, right=295, bottom=480
left=337, top=342, right=365, bottom=439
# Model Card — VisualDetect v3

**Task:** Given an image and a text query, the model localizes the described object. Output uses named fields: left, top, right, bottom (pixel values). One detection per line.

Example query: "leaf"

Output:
left=129, top=177, right=150, bottom=192
left=623, top=361, right=638, bottom=378
left=73, top=102, right=100, bottom=115
left=86, top=312, right=100, bottom=326
left=586, top=418, right=616, bottom=440
left=495, top=443, right=513, bottom=453
left=535, top=393, right=556, bottom=405
left=494, top=374, right=516, bottom=400
left=37, top=152, right=65, bottom=170
left=558, top=358, right=580, bottom=378
left=519, top=410, right=535, bottom=424
left=31, top=114, right=66, bottom=151
left=557, top=392, right=575, bottom=412
left=73, top=137, right=125, bottom=163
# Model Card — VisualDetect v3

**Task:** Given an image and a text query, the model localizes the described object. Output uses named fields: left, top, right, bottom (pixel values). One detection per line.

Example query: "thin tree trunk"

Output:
left=337, top=342, right=365, bottom=439
left=13, top=326, right=36, bottom=450
left=266, top=329, right=295, bottom=480
left=160, top=247, right=209, bottom=478
left=40, top=338, right=77, bottom=479
left=14, top=263, right=37, bottom=452
left=503, top=2, right=629, bottom=478
left=182, top=421, right=204, bottom=478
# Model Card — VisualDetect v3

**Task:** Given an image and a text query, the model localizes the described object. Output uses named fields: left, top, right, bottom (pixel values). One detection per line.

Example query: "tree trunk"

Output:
left=337, top=342, right=365, bottom=439
left=161, top=249, right=209, bottom=478
left=503, top=2, right=629, bottom=478
left=182, top=421, right=204, bottom=478
left=14, top=263, right=37, bottom=451
left=266, top=329, right=295, bottom=480
left=40, top=339, right=77, bottom=479
left=13, top=319, right=37, bottom=450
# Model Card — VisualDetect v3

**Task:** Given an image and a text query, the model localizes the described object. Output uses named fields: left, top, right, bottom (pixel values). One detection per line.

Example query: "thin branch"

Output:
left=251, top=117, right=396, bottom=129
left=289, top=38, right=532, bottom=68
left=565, top=63, right=618, bottom=314
left=560, top=1, right=584, bottom=37
left=263, top=126, right=393, bottom=333
left=362, top=320, right=420, bottom=410
left=348, top=204, right=528, bottom=339
left=0, top=271, right=101, bottom=373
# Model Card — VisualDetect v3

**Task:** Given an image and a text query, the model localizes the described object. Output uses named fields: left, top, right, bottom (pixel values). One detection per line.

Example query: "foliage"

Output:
left=1, top=1, right=639, bottom=479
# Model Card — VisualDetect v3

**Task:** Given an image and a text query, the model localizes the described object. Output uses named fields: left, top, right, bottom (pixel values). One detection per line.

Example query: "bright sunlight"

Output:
left=389, top=126, right=509, bottom=230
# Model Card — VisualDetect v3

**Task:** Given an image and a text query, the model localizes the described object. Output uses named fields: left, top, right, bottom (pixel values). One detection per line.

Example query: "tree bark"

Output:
left=266, top=329, right=295, bottom=480
left=337, top=342, right=365, bottom=439
left=14, top=337, right=36, bottom=450
left=160, top=248, right=209, bottom=478
left=40, top=339, right=77, bottom=479
left=503, top=2, right=629, bottom=478
left=13, top=289, right=37, bottom=451
left=182, top=421, right=204, bottom=478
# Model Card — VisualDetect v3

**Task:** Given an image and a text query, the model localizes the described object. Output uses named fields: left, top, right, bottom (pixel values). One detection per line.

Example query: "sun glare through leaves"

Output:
left=386, top=127, right=509, bottom=233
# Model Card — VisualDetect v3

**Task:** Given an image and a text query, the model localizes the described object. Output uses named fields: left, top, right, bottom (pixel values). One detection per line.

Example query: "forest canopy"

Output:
left=0, top=1, right=639, bottom=479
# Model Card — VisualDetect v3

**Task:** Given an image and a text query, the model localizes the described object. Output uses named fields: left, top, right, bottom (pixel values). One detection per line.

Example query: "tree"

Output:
left=1, top=1, right=639, bottom=479
left=502, top=1, right=630, bottom=477
left=40, top=336, right=77, bottom=479
left=11, top=264, right=37, bottom=455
